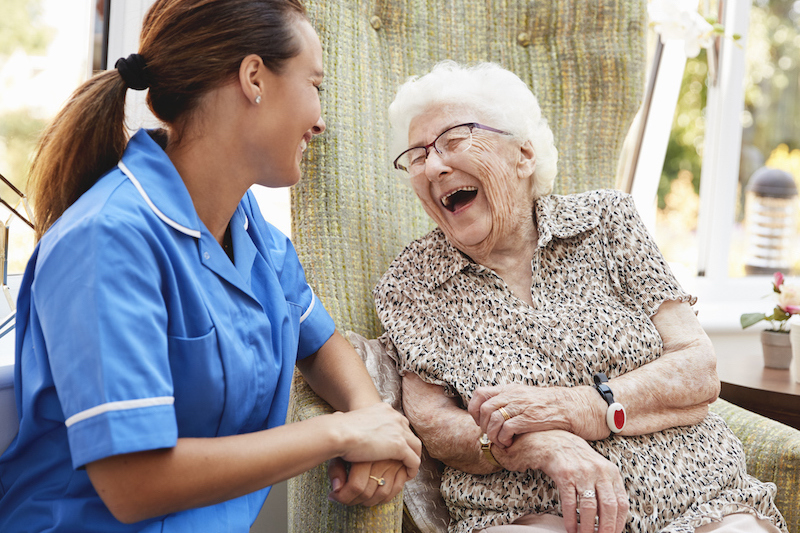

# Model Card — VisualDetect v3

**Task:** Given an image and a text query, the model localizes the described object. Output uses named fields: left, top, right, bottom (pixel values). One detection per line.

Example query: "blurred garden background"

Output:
left=657, top=0, right=800, bottom=277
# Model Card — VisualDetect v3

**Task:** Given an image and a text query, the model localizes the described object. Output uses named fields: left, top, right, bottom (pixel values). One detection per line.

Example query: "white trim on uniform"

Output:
left=118, top=161, right=203, bottom=239
left=299, top=290, right=316, bottom=324
left=65, top=396, right=175, bottom=428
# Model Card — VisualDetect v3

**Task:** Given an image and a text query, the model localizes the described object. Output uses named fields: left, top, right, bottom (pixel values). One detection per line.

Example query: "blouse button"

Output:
left=623, top=449, right=634, bottom=459
left=643, top=503, right=654, bottom=515
left=370, top=15, right=382, bottom=30
left=204, top=251, right=211, bottom=260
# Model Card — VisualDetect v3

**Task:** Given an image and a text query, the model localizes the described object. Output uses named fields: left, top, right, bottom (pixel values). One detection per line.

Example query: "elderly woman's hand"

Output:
left=468, top=384, right=608, bottom=447
left=493, top=430, right=628, bottom=533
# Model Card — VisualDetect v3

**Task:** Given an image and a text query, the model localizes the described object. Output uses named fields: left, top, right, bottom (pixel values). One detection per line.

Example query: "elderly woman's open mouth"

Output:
left=441, top=186, right=478, bottom=212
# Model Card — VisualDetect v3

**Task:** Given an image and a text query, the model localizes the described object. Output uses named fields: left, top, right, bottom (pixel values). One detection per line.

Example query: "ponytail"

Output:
left=28, top=0, right=307, bottom=241
left=28, top=70, right=128, bottom=240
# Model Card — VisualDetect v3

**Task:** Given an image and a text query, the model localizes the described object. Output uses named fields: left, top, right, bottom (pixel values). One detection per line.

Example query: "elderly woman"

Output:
left=374, top=61, right=787, bottom=533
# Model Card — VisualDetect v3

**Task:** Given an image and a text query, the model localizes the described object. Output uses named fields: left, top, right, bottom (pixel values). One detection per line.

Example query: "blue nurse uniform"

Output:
left=0, top=129, right=336, bottom=532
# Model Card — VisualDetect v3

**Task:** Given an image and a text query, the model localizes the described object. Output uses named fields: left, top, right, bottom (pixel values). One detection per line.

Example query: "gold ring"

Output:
left=369, top=475, right=386, bottom=486
left=499, top=407, right=511, bottom=421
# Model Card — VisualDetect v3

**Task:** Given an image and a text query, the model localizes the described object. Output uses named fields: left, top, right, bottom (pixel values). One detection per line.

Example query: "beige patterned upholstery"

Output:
left=285, top=2, right=796, bottom=533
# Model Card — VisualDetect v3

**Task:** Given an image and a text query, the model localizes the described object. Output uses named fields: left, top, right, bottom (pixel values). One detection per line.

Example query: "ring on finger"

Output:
left=580, top=489, right=596, bottom=500
left=498, top=407, right=511, bottom=421
left=369, top=475, right=386, bottom=486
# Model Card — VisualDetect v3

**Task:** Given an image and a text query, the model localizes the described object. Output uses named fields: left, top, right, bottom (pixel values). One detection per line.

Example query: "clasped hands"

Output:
left=327, top=457, right=409, bottom=506
left=469, top=384, right=629, bottom=533
left=325, top=402, right=421, bottom=507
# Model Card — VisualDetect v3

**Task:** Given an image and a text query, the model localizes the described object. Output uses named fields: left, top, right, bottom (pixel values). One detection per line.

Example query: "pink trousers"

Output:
left=479, top=513, right=782, bottom=533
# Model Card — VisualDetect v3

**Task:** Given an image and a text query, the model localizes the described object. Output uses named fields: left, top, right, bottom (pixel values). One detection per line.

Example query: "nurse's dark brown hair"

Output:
left=28, top=0, right=306, bottom=240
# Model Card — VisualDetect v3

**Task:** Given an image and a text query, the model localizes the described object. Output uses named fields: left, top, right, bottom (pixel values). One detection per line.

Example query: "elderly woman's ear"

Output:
left=516, top=140, right=536, bottom=180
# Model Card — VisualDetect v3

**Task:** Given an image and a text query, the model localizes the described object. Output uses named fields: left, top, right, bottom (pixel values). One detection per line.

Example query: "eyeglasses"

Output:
left=393, top=122, right=511, bottom=175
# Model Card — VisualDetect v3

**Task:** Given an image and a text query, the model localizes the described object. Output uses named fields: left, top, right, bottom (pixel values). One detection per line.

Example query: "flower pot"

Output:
left=761, top=330, right=793, bottom=369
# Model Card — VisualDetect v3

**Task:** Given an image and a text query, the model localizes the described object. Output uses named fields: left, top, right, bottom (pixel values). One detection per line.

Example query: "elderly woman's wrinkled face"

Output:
left=407, top=106, right=536, bottom=258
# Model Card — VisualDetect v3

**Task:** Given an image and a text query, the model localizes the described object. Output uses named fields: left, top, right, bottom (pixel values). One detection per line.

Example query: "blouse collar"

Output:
left=421, top=192, right=603, bottom=292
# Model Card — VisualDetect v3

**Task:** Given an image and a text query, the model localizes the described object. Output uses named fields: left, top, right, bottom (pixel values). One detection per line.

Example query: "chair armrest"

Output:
left=286, top=369, right=404, bottom=533
left=710, top=399, right=800, bottom=533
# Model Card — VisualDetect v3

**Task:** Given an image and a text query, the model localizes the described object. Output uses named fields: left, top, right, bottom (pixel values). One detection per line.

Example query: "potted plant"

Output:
left=740, top=272, right=800, bottom=368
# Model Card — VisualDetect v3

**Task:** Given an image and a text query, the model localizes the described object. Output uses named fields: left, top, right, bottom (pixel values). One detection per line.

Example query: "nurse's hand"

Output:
left=332, top=402, right=422, bottom=477
left=327, top=458, right=407, bottom=506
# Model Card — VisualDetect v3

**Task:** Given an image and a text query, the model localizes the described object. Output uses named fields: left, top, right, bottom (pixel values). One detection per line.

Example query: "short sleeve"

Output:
left=33, top=215, right=177, bottom=469
left=374, top=266, right=459, bottom=397
left=602, top=192, right=696, bottom=317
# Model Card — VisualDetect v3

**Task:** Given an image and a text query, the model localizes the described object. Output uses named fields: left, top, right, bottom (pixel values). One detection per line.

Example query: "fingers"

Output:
left=573, top=481, right=629, bottom=533
left=327, top=457, right=348, bottom=494
left=328, top=462, right=372, bottom=505
left=468, top=386, right=513, bottom=447
left=492, top=406, right=515, bottom=448
left=400, top=428, right=422, bottom=478
left=561, top=485, right=579, bottom=533
left=594, top=481, right=616, bottom=533
left=532, top=431, right=627, bottom=533
left=467, top=386, right=500, bottom=427
left=613, top=480, right=629, bottom=533
left=577, top=489, right=598, bottom=533
left=327, top=460, right=407, bottom=507
left=360, top=464, right=407, bottom=507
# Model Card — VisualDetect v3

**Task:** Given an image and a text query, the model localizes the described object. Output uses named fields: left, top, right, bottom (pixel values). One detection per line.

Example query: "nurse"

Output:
left=0, top=0, right=421, bottom=531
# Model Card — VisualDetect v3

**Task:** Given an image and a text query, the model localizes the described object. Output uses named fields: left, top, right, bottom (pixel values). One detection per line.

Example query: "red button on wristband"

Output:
left=593, top=373, right=626, bottom=434
left=606, top=401, right=626, bottom=433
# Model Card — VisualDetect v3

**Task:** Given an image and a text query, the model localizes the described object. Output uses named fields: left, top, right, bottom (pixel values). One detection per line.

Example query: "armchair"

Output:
left=286, top=1, right=800, bottom=532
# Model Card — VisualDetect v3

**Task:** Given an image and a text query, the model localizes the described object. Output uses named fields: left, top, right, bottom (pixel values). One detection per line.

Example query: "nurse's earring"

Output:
left=255, top=95, right=261, bottom=105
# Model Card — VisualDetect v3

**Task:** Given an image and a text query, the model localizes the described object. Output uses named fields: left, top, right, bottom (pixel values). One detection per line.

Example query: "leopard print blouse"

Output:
left=374, top=189, right=787, bottom=533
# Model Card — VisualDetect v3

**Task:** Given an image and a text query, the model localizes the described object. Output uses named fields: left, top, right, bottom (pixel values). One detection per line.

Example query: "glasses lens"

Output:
left=436, top=125, right=472, bottom=156
left=397, top=147, right=428, bottom=174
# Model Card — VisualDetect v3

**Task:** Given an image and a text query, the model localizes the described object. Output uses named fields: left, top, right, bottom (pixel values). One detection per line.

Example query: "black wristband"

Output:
left=592, top=372, right=626, bottom=434
left=593, top=372, right=615, bottom=405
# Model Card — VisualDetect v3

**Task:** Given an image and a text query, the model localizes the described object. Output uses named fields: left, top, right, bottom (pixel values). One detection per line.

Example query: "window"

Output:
left=653, top=0, right=800, bottom=282
left=0, top=0, right=98, bottom=275
left=630, top=1, right=798, bottom=338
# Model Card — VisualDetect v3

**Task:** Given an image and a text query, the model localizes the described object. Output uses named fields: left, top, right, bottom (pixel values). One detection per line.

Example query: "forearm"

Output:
left=87, top=412, right=358, bottom=523
left=574, top=300, right=719, bottom=438
left=470, top=301, right=719, bottom=442
left=297, top=330, right=382, bottom=412
left=402, top=373, right=498, bottom=475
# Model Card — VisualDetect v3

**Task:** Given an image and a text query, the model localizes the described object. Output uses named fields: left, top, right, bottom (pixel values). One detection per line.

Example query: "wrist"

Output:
left=592, top=373, right=626, bottom=434
left=345, top=396, right=382, bottom=412
left=564, top=386, right=609, bottom=439
left=324, top=411, right=357, bottom=459
left=478, top=433, right=502, bottom=468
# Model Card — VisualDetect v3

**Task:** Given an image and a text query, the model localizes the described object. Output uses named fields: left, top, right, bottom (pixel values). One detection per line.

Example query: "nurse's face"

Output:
left=256, top=18, right=326, bottom=188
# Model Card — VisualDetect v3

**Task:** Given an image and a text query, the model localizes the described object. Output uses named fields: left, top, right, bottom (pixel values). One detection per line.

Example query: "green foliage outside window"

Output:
left=658, top=0, right=800, bottom=218
left=0, top=0, right=53, bottom=197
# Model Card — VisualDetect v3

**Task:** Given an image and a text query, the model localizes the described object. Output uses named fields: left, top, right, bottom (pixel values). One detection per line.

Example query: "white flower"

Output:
left=648, top=0, right=715, bottom=57
left=777, top=283, right=800, bottom=314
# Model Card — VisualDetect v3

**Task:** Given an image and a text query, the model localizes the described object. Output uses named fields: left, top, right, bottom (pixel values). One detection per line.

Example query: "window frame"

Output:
left=628, top=1, right=781, bottom=338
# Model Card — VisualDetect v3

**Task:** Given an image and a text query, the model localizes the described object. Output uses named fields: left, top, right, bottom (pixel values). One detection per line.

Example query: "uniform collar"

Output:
left=422, top=192, right=601, bottom=292
left=118, top=129, right=203, bottom=238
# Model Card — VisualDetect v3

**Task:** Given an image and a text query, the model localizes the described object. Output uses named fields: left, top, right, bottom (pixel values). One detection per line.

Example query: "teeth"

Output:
left=441, top=186, right=478, bottom=208
left=300, top=140, right=308, bottom=152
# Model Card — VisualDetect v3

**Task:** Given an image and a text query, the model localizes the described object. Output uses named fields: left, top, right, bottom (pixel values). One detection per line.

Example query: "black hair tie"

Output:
left=115, top=53, right=150, bottom=90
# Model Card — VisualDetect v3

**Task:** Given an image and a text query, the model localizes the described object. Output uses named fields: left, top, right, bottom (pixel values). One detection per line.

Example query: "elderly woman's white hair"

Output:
left=388, top=60, right=558, bottom=199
